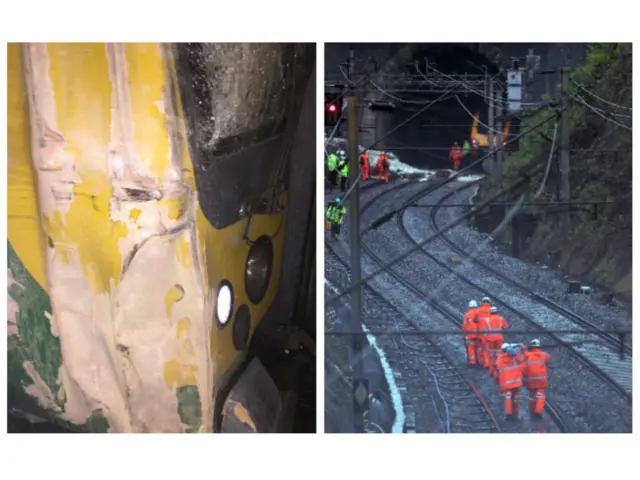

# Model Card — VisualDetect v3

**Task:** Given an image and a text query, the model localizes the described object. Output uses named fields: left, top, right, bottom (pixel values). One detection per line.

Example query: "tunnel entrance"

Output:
left=375, top=44, right=518, bottom=172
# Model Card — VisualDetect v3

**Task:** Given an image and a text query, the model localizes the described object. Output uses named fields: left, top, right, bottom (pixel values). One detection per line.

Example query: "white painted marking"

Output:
left=325, top=278, right=406, bottom=433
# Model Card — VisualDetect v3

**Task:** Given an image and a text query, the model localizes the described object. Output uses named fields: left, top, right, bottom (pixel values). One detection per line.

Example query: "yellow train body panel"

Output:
left=7, top=43, right=292, bottom=433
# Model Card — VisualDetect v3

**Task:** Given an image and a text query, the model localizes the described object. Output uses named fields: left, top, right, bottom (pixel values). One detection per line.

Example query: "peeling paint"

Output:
left=176, top=385, right=203, bottom=433
left=8, top=43, right=211, bottom=433
left=23, top=361, right=62, bottom=412
left=176, top=317, right=191, bottom=338
left=231, top=401, right=257, bottom=432
left=7, top=42, right=296, bottom=433
left=165, top=285, right=185, bottom=317
left=7, top=269, right=23, bottom=337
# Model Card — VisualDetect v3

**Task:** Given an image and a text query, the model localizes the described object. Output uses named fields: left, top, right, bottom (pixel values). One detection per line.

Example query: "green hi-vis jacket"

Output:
left=327, top=153, right=337, bottom=171
left=326, top=203, right=347, bottom=225
left=336, top=160, right=349, bottom=177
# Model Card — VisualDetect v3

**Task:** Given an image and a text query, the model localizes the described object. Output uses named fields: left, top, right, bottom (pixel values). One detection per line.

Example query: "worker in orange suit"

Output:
left=461, top=300, right=479, bottom=365
left=449, top=142, right=463, bottom=170
left=496, top=343, right=525, bottom=420
left=475, top=297, right=492, bottom=368
left=486, top=306, right=509, bottom=379
left=376, top=151, right=390, bottom=183
left=359, top=151, right=370, bottom=181
left=522, top=339, right=551, bottom=418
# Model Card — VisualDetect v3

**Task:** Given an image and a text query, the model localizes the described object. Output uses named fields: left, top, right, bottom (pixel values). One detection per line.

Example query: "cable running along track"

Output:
left=328, top=179, right=569, bottom=432
left=398, top=179, right=632, bottom=403
left=326, top=244, right=502, bottom=433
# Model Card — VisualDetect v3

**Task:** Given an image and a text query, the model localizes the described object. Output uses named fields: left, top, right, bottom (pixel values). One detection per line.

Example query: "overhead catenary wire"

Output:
left=420, top=63, right=553, bottom=110
left=325, top=111, right=559, bottom=306
left=384, top=137, right=445, bottom=162
left=339, top=87, right=457, bottom=202
left=454, top=94, right=519, bottom=137
left=325, top=114, right=345, bottom=152
left=327, top=166, right=540, bottom=307
left=329, top=49, right=403, bottom=105
left=416, top=63, right=561, bottom=141
left=572, top=80, right=632, bottom=111
left=428, top=63, right=556, bottom=109
left=343, top=63, right=452, bottom=106
left=572, top=93, right=633, bottom=132
left=399, top=192, right=526, bottom=312
left=368, top=77, right=444, bottom=105
left=415, top=63, right=505, bottom=111
left=570, top=91, right=632, bottom=119
left=462, top=57, right=507, bottom=89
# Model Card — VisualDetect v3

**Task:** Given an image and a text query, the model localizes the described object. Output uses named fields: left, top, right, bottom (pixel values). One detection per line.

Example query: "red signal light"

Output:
left=327, top=103, right=337, bottom=113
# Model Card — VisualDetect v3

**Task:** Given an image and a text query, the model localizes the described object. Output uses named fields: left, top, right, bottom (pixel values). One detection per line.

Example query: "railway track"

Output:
left=397, top=180, right=632, bottom=403
left=432, top=181, right=632, bottom=353
left=326, top=244, right=502, bottom=433
left=327, top=178, right=570, bottom=432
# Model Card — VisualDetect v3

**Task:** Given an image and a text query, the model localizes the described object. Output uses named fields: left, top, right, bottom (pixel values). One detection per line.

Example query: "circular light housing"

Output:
left=245, top=235, right=274, bottom=305
left=233, top=304, right=251, bottom=351
left=216, top=281, right=234, bottom=328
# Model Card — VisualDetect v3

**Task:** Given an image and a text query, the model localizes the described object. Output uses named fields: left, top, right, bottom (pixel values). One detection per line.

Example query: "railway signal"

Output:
left=325, top=92, right=342, bottom=126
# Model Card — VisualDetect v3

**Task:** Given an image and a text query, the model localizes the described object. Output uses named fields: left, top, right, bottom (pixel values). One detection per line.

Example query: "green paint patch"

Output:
left=77, top=409, right=111, bottom=433
left=8, top=242, right=63, bottom=402
left=7, top=241, right=110, bottom=433
left=176, top=385, right=203, bottom=433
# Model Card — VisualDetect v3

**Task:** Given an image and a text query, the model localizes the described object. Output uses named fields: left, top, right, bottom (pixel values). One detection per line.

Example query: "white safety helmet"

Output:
left=468, top=300, right=478, bottom=308
left=490, top=306, right=498, bottom=313
left=481, top=297, right=491, bottom=304
left=530, top=338, right=541, bottom=348
left=501, top=343, right=510, bottom=351
left=337, top=149, right=346, bottom=160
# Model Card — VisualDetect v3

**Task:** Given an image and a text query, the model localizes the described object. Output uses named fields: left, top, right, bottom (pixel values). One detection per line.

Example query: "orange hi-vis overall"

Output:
left=376, top=154, right=390, bottom=183
left=476, top=303, right=491, bottom=368
left=486, top=313, right=509, bottom=377
left=496, top=352, right=524, bottom=417
left=360, top=153, right=370, bottom=180
left=449, top=145, right=463, bottom=169
left=461, top=307, right=479, bottom=365
left=522, top=348, right=551, bottom=415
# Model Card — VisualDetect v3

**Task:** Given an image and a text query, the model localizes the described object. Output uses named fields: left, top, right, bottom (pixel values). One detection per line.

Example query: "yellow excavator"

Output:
left=470, top=112, right=511, bottom=148
left=7, top=42, right=316, bottom=433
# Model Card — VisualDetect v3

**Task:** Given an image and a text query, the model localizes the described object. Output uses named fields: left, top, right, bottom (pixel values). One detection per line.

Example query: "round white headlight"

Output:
left=216, top=282, right=233, bottom=326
